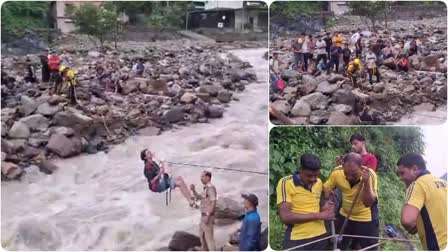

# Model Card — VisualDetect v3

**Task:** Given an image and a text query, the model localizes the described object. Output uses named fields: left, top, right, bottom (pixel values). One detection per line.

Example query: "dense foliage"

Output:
left=270, top=1, right=326, bottom=18
left=269, top=127, right=424, bottom=250
left=1, top=1, right=50, bottom=41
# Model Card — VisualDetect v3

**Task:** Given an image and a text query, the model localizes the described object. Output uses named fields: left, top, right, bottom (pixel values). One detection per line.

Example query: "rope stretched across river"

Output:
left=165, top=161, right=268, bottom=175
left=286, top=234, right=420, bottom=251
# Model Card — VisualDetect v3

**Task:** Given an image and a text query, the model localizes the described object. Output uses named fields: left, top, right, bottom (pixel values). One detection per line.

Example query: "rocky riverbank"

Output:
left=1, top=39, right=263, bottom=180
left=270, top=17, right=447, bottom=125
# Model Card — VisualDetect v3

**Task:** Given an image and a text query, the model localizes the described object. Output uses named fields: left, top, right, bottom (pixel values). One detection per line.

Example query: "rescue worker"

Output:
left=346, top=58, right=363, bottom=87
left=397, top=153, right=447, bottom=250
left=366, top=49, right=380, bottom=84
left=59, top=65, right=78, bottom=105
left=47, top=50, right=62, bottom=95
left=190, top=171, right=217, bottom=251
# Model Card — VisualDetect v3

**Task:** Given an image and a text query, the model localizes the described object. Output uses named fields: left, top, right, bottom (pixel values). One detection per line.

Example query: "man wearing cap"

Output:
left=191, top=171, right=217, bottom=251
left=239, top=193, right=262, bottom=251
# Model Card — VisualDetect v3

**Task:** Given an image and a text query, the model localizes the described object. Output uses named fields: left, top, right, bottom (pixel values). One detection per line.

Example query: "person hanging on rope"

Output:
left=140, top=149, right=197, bottom=208
left=324, top=152, right=379, bottom=251
left=276, top=153, right=335, bottom=250
left=397, top=153, right=447, bottom=250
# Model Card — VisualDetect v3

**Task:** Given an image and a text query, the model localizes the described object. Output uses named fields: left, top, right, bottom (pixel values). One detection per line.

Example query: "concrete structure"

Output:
left=329, top=1, right=349, bottom=16
left=189, top=1, right=267, bottom=32
left=52, top=1, right=103, bottom=33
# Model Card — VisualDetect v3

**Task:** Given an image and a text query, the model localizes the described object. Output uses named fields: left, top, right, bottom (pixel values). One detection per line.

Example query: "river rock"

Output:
left=199, top=85, right=221, bottom=97
left=281, top=69, right=300, bottom=80
left=414, top=103, right=435, bottom=112
left=19, top=114, right=50, bottom=131
left=217, top=90, right=232, bottom=103
left=206, top=105, right=224, bottom=118
left=168, top=231, right=201, bottom=251
left=300, top=92, right=329, bottom=110
left=53, top=110, right=93, bottom=134
left=316, top=81, right=339, bottom=94
left=121, top=79, right=139, bottom=95
left=333, top=89, right=356, bottom=107
left=47, top=134, right=82, bottom=158
left=1, top=161, right=23, bottom=179
left=162, top=107, right=184, bottom=123
left=215, top=197, right=244, bottom=219
left=23, top=146, right=41, bottom=159
left=37, top=102, right=61, bottom=116
left=327, top=111, right=357, bottom=125
left=20, top=95, right=38, bottom=116
left=180, top=92, right=197, bottom=104
left=38, top=160, right=59, bottom=174
left=333, top=104, right=353, bottom=114
left=291, top=100, right=311, bottom=117
left=271, top=100, right=291, bottom=114
left=373, top=82, right=385, bottom=93
left=309, top=110, right=330, bottom=124
left=47, top=95, right=66, bottom=106
left=328, top=74, right=345, bottom=83
left=8, top=121, right=31, bottom=139
left=50, top=126, right=75, bottom=137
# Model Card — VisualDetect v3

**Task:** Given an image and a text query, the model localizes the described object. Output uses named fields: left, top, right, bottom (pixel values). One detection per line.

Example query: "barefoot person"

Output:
left=140, top=149, right=196, bottom=207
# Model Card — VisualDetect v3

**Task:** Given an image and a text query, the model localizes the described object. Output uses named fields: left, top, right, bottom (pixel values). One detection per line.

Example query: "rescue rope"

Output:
left=286, top=234, right=420, bottom=251
left=165, top=161, right=268, bottom=175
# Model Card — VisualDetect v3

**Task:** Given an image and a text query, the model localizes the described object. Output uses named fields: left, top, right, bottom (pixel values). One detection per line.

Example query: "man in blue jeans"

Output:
left=239, top=193, right=261, bottom=251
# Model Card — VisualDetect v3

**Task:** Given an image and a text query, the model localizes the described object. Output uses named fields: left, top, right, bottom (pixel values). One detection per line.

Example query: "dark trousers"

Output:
left=294, top=52, right=303, bottom=70
left=284, top=233, right=330, bottom=251
left=335, top=214, right=379, bottom=251
left=329, top=56, right=339, bottom=73
left=50, top=71, right=62, bottom=95
left=68, top=84, right=77, bottom=105
left=303, top=53, right=312, bottom=72
left=368, top=68, right=380, bottom=84
left=316, top=54, right=327, bottom=67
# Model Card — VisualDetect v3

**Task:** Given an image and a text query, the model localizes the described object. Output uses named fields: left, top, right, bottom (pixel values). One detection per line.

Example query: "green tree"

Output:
left=1, top=1, right=50, bottom=41
left=269, top=127, right=424, bottom=250
left=348, top=1, right=388, bottom=31
left=68, top=4, right=118, bottom=50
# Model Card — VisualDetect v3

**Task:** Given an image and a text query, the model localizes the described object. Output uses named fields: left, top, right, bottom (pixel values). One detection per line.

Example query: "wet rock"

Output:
left=15, top=219, right=62, bottom=250
left=419, top=76, right=433, bottom=86
left=37, top=160, right=59, bottom=174
left=139, top=127, right=161, bottom=136
left=1, top=161, right=23, bottom=179
left=162, top=107, right=184, bottom=123
left=414, top=103, right=435, bottom=112
left=333, top=104, right=353, bottom=114
left=206, top=105, right=224, bottom=118
left=302, top=75, right=318, bottom=87
left=180, top=92, right=197, bottom=104
left=23, top=146, right=41, bottom=159
left=281, top=69, right=300, bottom=80
left=291, top=100, right=311, bottom=117
left=309, top=110, right=329, bottom=124
left=333, top=89, right=356, bottom=107
left=20, top=95, right=38, bottom=116
left=19, top=114, right=50, bottom=131
left=53, top=110, right=93, bottom=134
left=271, top=100, right=291, bottom=114
left=316, top=81, right=339, bottom=95
left=37, top=102, right=61, bottom=116
left=50, top=127, right=75, bottom=137
left=8, top=121, right=31, bottom=139
left=373, top=82, right=385, bottom=93
left=47, top=134, right=82, bottom=158
left=199, top=85, right=221, bottom=97
left=328, top=74, right=345, bottom=84
left=47, top=95, right=65, bottom=106
left=168, top=231, right=201, bottom=251
left=300, top=92, right=329, bottom=110
left=327, top=111, right=357, bottom=125
left=215, top=197, right=244, bottom=219
left=28, top=137, right=48, bottom=148
left=217, top=90, right=232, bottom=103
left=300, top=81, right=318, bottom=95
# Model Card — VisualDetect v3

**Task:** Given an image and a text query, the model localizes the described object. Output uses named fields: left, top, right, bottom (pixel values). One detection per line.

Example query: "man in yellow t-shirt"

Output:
left=276, top=153, right=335, bottom=250
left=324, top=152, right=379, bottom=250
left=397, top=153, right=447, bottom=250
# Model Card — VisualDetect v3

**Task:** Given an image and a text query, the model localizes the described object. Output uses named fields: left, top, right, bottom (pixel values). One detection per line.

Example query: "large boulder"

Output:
left=327, top=111, right=357, bottom=125
left=199, top=85, right=221, bottom=97
left=8, top=121, right=30, bottom=139
left=47, top=134, right=82, bottom=158
left=316, top=81, right=339, bottom=95
left=328, top=74, right=345, bottom=84
left=37, top=102, right=61, bottom=116
left=281, top=69, right=300, bottom=80
left=217, top=90, right=233, bottom=103
left=168, top=231, right=201, bottom=251
left=52, top=110, right=93, bottom=135
left=180, top=92, right=197, bottom=104
left=19, top=114, right=50, bottom=131
left=1, top=162, right=23, bottom=179
left=302, top=75, right=318, bottom=87
left=37, top=160, right=59, bottom=174
left=300, top=92, right=329, bottom=110
left=162, top=107, right=184, bottom=123
left=206, top=105, right=224, bottom=118
left=270, top=100, right=291, bottom=115
left=215, top=197, right=244, bottom=219
left=291, top=100, right=311, bottom=117
left=333, top=89, right=356, bottom=107
left=20, top=95, right=38, bottom=116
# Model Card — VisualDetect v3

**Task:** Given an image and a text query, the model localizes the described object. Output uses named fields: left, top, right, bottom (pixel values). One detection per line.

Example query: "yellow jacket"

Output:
left=347, top=62, right=363, bottom=75
left=333, top=35, right=345, bottom=48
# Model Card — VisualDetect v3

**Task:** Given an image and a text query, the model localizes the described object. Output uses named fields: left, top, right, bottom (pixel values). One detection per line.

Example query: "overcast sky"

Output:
left=422, top=125, right=447, bottom=178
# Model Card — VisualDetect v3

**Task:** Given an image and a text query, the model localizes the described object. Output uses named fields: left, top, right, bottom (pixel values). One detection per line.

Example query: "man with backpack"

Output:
left=140, top=149, right=197, bottom=208
left=47, top=50, right=62, bottom=95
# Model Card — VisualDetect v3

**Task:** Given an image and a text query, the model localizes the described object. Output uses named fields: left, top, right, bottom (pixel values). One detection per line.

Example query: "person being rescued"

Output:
left=346, top=58, right=363, bottom=88
left=59, top=65, right=78, bottom=105
left=365, top=49, right=380, bottom=85
left=140, top=149, right=198, bottom=208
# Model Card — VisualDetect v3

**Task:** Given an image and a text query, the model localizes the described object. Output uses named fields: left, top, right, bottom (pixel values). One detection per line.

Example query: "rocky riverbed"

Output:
left=269, top=17, right=447, bottom=125
left=1, top=39, right=264, bottom=180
